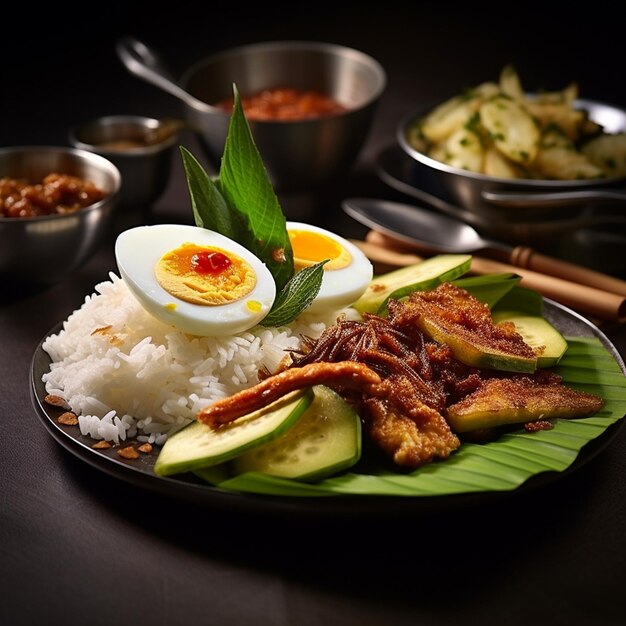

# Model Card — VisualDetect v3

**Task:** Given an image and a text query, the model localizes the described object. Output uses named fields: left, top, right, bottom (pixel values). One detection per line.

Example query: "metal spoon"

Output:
left=343, top=196, right=508, bottom=254
left=115, top=37, right=211, bottom=111
left=342, top=197, right=626, bottom=297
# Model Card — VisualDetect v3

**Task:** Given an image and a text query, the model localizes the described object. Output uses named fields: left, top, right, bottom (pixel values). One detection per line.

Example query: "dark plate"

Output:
left=31, top=301, right=625, bottom=518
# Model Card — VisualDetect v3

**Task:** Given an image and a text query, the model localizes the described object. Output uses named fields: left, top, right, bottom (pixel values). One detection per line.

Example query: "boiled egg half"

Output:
left=287, top=221, right=373, bottom=313
left=115, top=224, right=276, bottom=336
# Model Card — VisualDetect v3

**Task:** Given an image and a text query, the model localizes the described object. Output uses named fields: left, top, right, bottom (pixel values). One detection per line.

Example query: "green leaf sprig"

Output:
left=180, top=84, right=325, bottom=326
left=260, top=260, right=327, bottom=328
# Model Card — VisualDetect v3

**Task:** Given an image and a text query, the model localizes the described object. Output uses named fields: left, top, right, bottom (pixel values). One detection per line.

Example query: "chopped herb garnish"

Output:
left=464, top=111, right=481, bottom=133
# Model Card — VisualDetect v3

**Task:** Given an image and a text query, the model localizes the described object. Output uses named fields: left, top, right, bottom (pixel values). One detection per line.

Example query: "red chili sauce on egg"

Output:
left=191, top=250, right=232, bottom=274
left=214, top=87, right=346, bottom=121
left=0, top=173, right=106, bottom=218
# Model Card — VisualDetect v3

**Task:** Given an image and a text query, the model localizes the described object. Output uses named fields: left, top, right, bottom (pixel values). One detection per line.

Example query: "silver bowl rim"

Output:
left=68, top=115, right=181, bottom=156
left=0, top=145, right=121, bottom=223
left=397, top=96, right=626, bottom=188
left=179, top=39, right=387, bottom=122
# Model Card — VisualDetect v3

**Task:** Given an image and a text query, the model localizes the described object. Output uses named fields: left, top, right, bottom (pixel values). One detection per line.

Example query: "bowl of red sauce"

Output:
left=0, top=146, right=120, bottom=288
left=117, top=39, right=386, bottom=192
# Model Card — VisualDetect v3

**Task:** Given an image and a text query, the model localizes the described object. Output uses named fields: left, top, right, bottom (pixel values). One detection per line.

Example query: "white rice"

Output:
left=42, top=272, right=354, bottom=446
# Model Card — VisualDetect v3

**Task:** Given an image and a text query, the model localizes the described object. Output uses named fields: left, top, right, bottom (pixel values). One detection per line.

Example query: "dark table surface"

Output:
left=2, top=4, right=626, bottom=626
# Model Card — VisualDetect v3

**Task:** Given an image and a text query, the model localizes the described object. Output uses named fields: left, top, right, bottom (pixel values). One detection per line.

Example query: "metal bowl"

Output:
left=397, top=98, right=626, bottom=222
left=68, top=115, right=180, bottom=209
left=117, top=38, right=386, bottom=192
left=0, top=146, right=121, bottom=287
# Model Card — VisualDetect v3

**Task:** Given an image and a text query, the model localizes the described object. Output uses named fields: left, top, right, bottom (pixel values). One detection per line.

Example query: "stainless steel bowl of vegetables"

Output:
left=398, top=65, right=626, bottom=222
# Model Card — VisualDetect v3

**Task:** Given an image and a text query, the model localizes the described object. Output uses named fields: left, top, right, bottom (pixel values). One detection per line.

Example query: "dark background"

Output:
left=2, top=4, right=626, bottom=626
left=6, top=3, right=626, bottom=253
left=6, top=2, right=626, bottom=154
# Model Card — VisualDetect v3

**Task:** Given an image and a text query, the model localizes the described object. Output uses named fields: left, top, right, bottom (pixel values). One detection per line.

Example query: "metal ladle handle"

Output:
left=483, top=188, right=626, bottom=208
left=115, top=37, right=207, bottom=109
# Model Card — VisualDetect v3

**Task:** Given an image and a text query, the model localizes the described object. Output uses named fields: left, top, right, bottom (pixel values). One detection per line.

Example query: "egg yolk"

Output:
left=288, top=229, right=352, bottom=271
left=155, top=242, right=256, bottom=306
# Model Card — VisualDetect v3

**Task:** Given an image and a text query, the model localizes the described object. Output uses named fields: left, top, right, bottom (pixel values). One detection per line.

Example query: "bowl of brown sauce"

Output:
left=116, top=38, right=386, bottom=192
left=0, top=146, right=121, bottom=288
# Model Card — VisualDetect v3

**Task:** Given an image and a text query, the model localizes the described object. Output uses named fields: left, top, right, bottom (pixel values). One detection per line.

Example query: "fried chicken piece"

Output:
left=198, top=361, right=383, bottom=428
left=447, top=374, right=605, bottom=433
left=361, top=374, right=461, bottom=468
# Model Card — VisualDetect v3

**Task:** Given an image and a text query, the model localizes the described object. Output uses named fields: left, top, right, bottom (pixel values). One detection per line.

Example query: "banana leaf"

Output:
left=206, top=335, right=626, bottom=497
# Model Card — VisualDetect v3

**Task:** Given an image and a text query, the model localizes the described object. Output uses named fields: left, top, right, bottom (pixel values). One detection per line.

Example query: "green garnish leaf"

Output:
left=453, top=273, right=521, bottom=308
left=260, top=261, right=327, bottom=328
left=178, top=83, right=325, bottom=327
left=218, top=84, right=294, bottom=293
left=492, top=284, right=544, bottom=315
left=180, top=145, right=243, bottom=240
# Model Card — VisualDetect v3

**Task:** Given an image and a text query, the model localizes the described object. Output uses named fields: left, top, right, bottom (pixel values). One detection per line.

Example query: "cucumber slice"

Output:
left=419, top=313, right=537, bottom=373
left=232, top=385, right=361, bottom=481
left=491, top=310, right=568, bottom=367
left=352, top=254, right=472, bottom=315
left=154, top=388, right=313, bottom=477
left=196, top=385, right=362, bottom=483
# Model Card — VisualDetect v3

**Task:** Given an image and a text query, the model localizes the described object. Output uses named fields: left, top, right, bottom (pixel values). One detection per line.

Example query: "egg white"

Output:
left=115, top=224, right=276, bottom=336
left=286, top=221, right=373, bottom=313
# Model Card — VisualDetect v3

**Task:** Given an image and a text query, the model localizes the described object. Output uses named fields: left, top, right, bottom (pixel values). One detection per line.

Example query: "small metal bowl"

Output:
left=117, top=38, right=386, bottom=192
left=69, top=115, right=181, bottom=209
left=398, top=98, right=626, bottom=222
left=0, top=146, right=121, bottom=287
